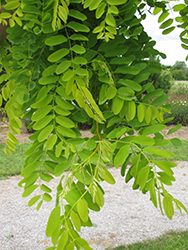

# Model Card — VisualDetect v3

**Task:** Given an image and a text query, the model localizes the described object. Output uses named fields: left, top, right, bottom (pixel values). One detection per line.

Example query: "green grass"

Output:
left=157, top=140, right=188, bottom=161
left=106, top=230, right=188, bottom=250
left=0, top=143, right=32, bottom=179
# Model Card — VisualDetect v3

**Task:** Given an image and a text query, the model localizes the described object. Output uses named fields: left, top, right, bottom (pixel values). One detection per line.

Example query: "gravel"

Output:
left=1, top=162, right=188, bottom=250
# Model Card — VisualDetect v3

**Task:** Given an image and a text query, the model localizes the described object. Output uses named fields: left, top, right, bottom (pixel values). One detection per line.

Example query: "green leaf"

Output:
left=96, top=2, right=106, bottom=19
left=143, top=147, right=175, bottom=158
left=67, top=21, right=90, bottom=32
left=106, top=13, right=116, bottom=27
left=114, top=144, right=130, bottom=168
left=41, top=184, right=52, bottom=193
left=163, top=193, right=174, bottom=219
left=174, top=199, right=188, bottom=214
left=108, top=5, right=119, bottom=14
left=158, top=172, right=174, bottom=185
left=158, top=11, right=169, bottom=23
left=128, top=101, right=136, bottom=121
left=132, top=136, right=155, bottom=146
left=69, top=9, right=87, bottom=21
left=56, top=116, right=75, bottom=128
left=75, top=89, right=85, bottom=107
left=48, top=49, right=69, bottom=62
left=56, top=60, right=71, bottom=75
left=62, top=70, right=75, bottom=81
left=73, top=57, right=87, bottom=65
left=57, top=125, right=76, bottom=138
left=43, top=193, right=52, bottom=202
left=110, top=56, right=135, bottom=65
left=107, top=126, right=128, bottom=139
left=22, top=185, right=38, bottom=197
left=70, top=34, right=89, bottom=41
left=31, top=105, right=52, bottom=121
left=28, top=195, right=41, bottom=207
left=118, top=79, right=142, bottom=91
left=0, top=12, right=11, bottom=18
left=118, top=87, right=134, bottom=98
left=112, top=96, right=124, bottom=115
left=93, top=25, right=104, bottom=33
left=40, top=172, right=54, bottom=182
left=46, top=206, right=61, bottom=237
left=86, top=140, right=96, bottom=150
left=55, top=141, right=63, bottom=158
left=45, top=35, right=67, bottom=46
left=89, top=0, right=103, bottom=10
left=153, top=161, right=174, bottom=176
left=151, top=94, right=168, bottom=106
left=31, top=95, right=53, bottom=109
left=173, top=4, right=186, bottom=11
left=33, top=116, right=53, bottom=130
left=54, top=161, right=71, bottom=176
left=137, top=103, right=145, bottom=122
left=7, top=132, right=19, bottom=144
left=98, top=167, right=116, bottom=184
left=115, top=66, right=140, bottom=75
left=67, top=242, right=75, bottom=250
left=145, top=107, right=152, bottom=124
left=106, top=86, right=117, bottom=100
left=76, top=68, right=88, bottom=76
left=167, top=124, right=182, bottom=135
left=10, top=117, right=22, bottom=129
left=141, top=124, right=166, bottom=135
left=150, top=179, right=157, bottom=208
left=121, top=153, right=131, bottom=177
left=170, top=138, right=182, bottom=147
left=107, top=0, right=127, bottom=5
left=56, top=96, right=75, bottom=110
left=53, top=105, right=71, bottom=116
left=159, top=19, right=173, bottom=29
left=56, top=231, right=69, bottom=250
left=4, top=1, right=20, bottom=10
left=70, top=210, right=81, bottom=232
left=181, top=44, right=188, bottom=50
left=36, top=200, right=43, bottom=211
left=162, top=26, right=175, bottom=35
left=84, top=0, right=92, bottom=8
left=46, top=134, right=58, bottom=150
left=21, top=162, right=41, bottom=177
left=136, top=166, right=149, bottom=190
left=71, top=45, right=86, bottom=54
left=42, top=65, right=57, bottom=76
left=37, top=125, right=53, bottom=142
left=77, top=199, right=89, bottom=222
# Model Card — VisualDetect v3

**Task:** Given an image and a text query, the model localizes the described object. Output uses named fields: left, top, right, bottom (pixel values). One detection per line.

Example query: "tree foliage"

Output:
left=0, top=0, right=188, bottom=249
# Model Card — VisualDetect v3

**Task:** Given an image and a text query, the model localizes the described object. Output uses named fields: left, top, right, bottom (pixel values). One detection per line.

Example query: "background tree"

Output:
left=0, top=0, right=188, bottom=249
left=142, top=56, right=173, bottom=93
left=171, top=61, right=188, bottom=80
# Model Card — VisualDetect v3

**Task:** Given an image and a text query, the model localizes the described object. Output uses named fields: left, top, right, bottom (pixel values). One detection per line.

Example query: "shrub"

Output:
left=154, top=70, right=173, bottom=93
left=164, top=100, right=188, bottom=125
left=170, top=82, right=188, bottom=95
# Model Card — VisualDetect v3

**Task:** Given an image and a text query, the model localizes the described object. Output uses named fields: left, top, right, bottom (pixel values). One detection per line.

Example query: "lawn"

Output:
left=0, top=143, right=31, bottom=179
left=106, top=230, right=188, bottom=250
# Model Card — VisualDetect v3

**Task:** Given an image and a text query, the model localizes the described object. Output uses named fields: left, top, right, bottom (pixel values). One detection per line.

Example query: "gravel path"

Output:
left=1, top=162, right=188, bottom=250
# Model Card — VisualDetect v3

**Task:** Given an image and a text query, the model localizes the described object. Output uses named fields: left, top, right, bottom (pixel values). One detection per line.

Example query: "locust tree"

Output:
left=1, top=0, right=188, bottom=249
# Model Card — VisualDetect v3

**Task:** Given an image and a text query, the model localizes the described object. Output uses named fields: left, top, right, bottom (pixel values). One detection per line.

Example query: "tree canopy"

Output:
left=0, top=0, right=188, bottom=249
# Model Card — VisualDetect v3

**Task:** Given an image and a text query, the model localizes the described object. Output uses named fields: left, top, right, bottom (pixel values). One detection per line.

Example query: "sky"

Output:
left=141, top=5, right=187, bottom=66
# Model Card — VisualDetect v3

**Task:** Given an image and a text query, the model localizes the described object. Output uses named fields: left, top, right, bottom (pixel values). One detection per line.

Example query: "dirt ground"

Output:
left=0, top=119, right=188, bottom=143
